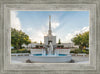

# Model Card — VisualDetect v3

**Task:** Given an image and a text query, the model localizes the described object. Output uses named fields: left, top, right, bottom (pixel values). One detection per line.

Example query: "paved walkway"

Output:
left=72, top=56, right=89, bottom=63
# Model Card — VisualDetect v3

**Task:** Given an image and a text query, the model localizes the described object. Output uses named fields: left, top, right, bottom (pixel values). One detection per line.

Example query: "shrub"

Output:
left=74, top=49, right=82, bottom=53
left=57, top=45, right=61, bottom=48
left=85, top=51, right=89, bottom=54
left=82, top=49, right=89, bottom=54
left=70, top=48, right=89, bottom=54
left=74, top=49, right=79, bottom=54
left=18, top=49, right=26, bottom=51
left=11, top=50, right=17, bottom=53
left=36, top=45, right=39, bottom=48
left=57, top=45, right=64, bottom=48
left=40, top=45, right=43, bottom=48
left=11, top=49, right=30, bottom=53
left=70, top=51, right=75, bottom=53
left=61, top=45, right=64, bottom=48
left=82, top=49, right=86, bottom=53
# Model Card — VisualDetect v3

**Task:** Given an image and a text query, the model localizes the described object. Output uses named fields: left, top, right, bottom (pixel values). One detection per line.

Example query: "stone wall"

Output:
left=30, top=49, right=43, bottom=54
left=30, top=49, right=70, bottom=54
left=55, top=49, right=70, bottom=54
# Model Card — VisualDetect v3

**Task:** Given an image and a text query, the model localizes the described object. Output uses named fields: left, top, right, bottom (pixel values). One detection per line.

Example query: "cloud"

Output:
left=25, top=27, right=33, bottom=32
left=65, top=26, right=89, bottom=43
left=11, top=11, right=21, bottom=31
left=52, top=33, right=56, bottom=36
left=24, top=26, right=48, bottom=43
left=51, top=22, right=60, bottom=29
left=24, top=26, right=89, bottom=43
left=26, top=25, right=57, bottom=43
left=29, top=31, right=45, bottom=43
left=26, top=26, right=89, bottom=43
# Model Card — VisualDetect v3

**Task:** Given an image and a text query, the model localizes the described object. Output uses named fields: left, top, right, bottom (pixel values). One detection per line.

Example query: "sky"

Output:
left=11, top=11, right=89, bottom=43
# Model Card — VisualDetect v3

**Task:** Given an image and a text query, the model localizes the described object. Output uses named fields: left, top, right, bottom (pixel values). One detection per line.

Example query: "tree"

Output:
left=58, top=39, right=61, bottom=44
left=11, top=28, right=31, bottom=49
left=72, top=31, right=89, bottom=50
left=33, top=41, right=37, bottom=43
left=40, top=41, right=42, bottom=44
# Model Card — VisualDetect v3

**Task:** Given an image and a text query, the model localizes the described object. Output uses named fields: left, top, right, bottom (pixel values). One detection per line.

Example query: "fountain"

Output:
left=29, top=16, right=72, bottom=63
left=29, top=42, right=72, bottom=63
left=47, top=42, right=54, bottom=56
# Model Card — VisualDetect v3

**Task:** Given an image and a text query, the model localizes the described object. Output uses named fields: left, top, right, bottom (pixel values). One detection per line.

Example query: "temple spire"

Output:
left=48, top=15, right=52, bottom=35
left=49, top=16, right=51, bottom=31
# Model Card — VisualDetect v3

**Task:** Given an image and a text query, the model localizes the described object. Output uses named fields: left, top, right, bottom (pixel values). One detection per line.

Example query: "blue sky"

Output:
left=11, top=11, right=89, bottom=43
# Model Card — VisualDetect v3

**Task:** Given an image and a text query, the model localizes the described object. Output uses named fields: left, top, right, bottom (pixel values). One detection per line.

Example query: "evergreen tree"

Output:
left=58, top=39, right=61, bottom=44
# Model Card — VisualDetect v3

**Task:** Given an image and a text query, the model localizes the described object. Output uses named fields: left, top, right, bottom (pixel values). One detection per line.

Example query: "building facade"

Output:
left=44, top=16, right=56, bottom=46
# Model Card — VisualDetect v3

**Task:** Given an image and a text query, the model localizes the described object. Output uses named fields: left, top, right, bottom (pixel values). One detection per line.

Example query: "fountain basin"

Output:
left=30, top=54, right=72, bottom=63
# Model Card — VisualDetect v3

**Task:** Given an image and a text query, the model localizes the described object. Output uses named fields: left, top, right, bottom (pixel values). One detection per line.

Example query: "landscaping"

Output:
left=11, top=49, right=30, bottom=53
left=70, top=48, right=89, bottom=54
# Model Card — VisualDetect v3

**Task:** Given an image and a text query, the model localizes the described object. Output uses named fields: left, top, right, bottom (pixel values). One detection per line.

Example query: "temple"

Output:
left=44, top=16, right=56, bottom=46
left=22, top=16, right=79, bottom=49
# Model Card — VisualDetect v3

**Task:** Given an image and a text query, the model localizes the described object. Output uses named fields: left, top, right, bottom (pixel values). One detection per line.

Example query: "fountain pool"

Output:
left=30, top=54, right=71, bottom=63
left=33, top=54, right=67, bottom=56
left=29, top=42, right=72, bottom=63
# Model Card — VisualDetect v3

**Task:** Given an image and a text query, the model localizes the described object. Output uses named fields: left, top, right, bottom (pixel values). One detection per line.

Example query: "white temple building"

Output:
left=22, top=16, right=79, bottom=49
left=44, top=16, right=56, bottom=46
